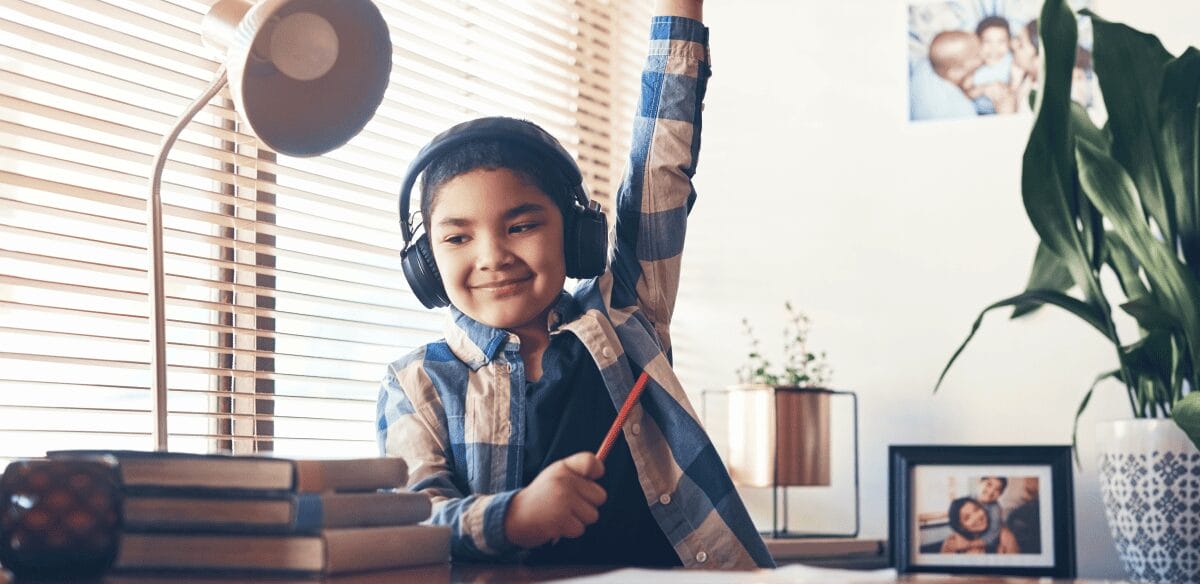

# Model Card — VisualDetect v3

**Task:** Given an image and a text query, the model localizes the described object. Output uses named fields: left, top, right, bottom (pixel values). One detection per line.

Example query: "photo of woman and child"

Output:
left=908, top=0, right=1097, bottom=121
left=914, top=472, right=1050, bottom=564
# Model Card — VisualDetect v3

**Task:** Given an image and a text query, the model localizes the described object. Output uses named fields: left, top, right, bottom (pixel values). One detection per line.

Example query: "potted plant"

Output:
left=936, top=0, right=1200, bottom=580
left=726, top=304, right=840, bottom=536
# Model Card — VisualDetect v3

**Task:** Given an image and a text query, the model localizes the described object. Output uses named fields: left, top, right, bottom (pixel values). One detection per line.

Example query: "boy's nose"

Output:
left=475, top=237, right=516, bottom=270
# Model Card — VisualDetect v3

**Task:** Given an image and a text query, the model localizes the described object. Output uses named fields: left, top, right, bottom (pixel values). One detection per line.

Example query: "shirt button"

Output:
left=695, top=551, right=707, bottom=563
left=659, top=494, right=671, bottom=505
left=601, top=347, right=613, bottom=359
left=631, top=423, right=641, bottom=436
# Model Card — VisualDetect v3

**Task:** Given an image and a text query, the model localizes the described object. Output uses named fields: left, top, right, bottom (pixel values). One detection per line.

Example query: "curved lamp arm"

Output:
left=147, top=66, right=228, bottom=451
left=145, top=0, right=389, bottom=452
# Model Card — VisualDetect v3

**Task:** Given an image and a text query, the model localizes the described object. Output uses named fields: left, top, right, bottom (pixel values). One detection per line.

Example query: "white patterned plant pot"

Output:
left=1097, top=419, right=1200, bottom=584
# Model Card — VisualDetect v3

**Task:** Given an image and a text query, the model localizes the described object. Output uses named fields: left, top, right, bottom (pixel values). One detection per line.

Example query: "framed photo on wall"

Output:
left=907, top=0, right=1099, bottom=122
left=889, top=445, right=1075, bottom=577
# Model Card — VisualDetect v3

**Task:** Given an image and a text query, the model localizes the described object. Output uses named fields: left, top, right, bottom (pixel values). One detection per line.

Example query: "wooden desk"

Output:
left=45, top=565, right=1132, bottom=583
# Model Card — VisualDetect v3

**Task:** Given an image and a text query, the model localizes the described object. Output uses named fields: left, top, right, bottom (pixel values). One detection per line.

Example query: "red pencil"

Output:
left=596, top=371, right=650, bottom=462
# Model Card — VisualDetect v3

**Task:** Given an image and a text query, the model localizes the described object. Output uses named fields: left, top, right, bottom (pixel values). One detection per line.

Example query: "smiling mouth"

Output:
left=473, top=275, right=533, bottom=291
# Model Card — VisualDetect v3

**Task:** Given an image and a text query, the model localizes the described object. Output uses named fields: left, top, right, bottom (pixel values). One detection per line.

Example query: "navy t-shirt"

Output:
left=520, top=331, right=681, bottom=567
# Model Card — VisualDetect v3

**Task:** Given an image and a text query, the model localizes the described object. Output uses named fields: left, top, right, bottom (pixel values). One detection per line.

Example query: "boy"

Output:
left=976, top=476, right=1007, bottom=546
left=376, top=0, right=774, bottom=570
left=966, top=16, right=1018, bottom=115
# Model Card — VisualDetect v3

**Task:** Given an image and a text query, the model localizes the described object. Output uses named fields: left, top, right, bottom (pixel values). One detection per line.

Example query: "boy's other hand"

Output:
left=504, top=452, right=607, bottom=548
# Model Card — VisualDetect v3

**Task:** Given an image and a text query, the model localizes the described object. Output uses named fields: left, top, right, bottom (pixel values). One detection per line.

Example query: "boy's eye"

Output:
left=443, top=234, right=468, bottom=245
left=510, top=222, right=540, bottom=234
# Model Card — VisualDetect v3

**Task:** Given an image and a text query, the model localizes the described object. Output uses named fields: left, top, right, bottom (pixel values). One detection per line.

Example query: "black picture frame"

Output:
left=888, top=445, right=1075, bottom=578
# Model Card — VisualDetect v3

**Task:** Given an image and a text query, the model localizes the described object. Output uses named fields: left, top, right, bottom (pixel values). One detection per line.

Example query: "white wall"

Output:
left=676, top=1, right=1200, bottom=578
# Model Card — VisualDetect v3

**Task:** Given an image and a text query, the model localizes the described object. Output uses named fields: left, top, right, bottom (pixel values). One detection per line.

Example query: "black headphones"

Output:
left=398, top=117, right=609, bottom=309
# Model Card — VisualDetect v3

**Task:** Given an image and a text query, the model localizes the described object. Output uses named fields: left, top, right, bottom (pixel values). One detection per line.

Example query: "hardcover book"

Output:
left=115, top=525, right=451, bottom=575
left=123, top=490, right=432, bottom=533
left=48, top=451, right=408, bottom=495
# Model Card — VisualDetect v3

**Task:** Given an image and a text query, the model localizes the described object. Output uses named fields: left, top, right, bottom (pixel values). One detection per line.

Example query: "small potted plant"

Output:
left=727, top=303, right=833, bottom=490
left=937, top=0, right=1200, bottom=580
left=735, top=301, right=832, bottom=390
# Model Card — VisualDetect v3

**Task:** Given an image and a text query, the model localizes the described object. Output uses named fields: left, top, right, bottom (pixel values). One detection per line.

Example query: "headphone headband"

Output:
left=397, top=117, right=586, bottom=245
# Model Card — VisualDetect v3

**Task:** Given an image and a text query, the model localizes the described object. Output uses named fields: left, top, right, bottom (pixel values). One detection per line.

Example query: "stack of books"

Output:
left=50, top=451, right=449, bottom=576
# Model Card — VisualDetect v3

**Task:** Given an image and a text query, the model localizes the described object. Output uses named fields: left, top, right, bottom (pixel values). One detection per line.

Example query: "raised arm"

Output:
left=606, top=1, right=710, bottom=354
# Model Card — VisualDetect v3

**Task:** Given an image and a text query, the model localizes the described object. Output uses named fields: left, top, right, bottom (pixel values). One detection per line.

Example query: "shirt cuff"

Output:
left=482, top=488, right=524, bottom=556
left=649, top=16, right=711, bottom=67
left=650, top=16, right=709, bottom=44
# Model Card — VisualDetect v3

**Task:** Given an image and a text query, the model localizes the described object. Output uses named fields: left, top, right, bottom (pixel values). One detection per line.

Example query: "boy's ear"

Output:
left=401, top=233, right=450, bottom=309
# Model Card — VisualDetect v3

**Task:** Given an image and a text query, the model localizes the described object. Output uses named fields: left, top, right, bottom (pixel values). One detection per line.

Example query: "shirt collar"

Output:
left=443, top=292, right=581, bottom=369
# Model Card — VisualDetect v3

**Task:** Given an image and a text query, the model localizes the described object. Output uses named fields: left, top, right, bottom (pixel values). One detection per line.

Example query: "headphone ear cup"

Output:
left=401, top=234, right=450, bottom=309
left=564, top=203, right=608, bottom=279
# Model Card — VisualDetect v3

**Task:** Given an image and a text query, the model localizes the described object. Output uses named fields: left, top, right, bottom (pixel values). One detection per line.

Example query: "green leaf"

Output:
left=1076, top=138, right=1200, bottom=382
left=1122, top=331, right=1175, bottom=390
left=1172, top=392, right=1200, bottom=452
left=1160, top=48, right=1200, bottom=275
left=1104, top=231, right=1150, bottom=302
left=1071, top=101, right=1110, bottom=151
left=1070, top=102, right=1110, bottom=269
left=1072, top=369, right=1123, bottom=467
left=1013, top=243, right=1075, bottom=318
left=936, top=289, right=1114, bottom=392
left=1120, top=299, right=1179, bottom=331
left=1024, top=0, right=1107, bottom=308
left=1087, top=10, right=1177, bottom=243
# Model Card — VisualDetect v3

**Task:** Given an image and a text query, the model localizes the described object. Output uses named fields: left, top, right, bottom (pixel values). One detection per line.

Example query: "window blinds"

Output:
left=0, top=0, right=651, bottom=464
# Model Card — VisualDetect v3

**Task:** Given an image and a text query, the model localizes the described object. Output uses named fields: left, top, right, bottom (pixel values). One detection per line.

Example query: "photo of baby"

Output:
left=908, top=0, right=1097, bottom=121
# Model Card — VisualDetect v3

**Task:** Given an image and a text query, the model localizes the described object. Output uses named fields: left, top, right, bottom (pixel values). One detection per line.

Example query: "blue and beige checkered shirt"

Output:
left=377, top=16, right=774, bottom=570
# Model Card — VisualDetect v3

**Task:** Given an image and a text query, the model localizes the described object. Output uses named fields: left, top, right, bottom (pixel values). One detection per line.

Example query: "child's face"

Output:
left=428, top=168, right=567, bottom=332
left=1011, top=28, right=1037, bottom=72
left=978, top=477, right=1004, bottom=503
left=979, top=26, right=1011, bottom=66
left=959, top=500, right=989, bottom=534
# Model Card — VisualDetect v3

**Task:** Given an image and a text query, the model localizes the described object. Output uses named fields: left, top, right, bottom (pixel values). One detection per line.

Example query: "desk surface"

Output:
left=447, top=564, right=1124, bottom=583
left=53, top=565, right=1130, bottom=584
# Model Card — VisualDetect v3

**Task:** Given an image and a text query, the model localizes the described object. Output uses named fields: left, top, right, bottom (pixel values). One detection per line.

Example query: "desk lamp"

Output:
left=147, top=0, right=391, bottom=449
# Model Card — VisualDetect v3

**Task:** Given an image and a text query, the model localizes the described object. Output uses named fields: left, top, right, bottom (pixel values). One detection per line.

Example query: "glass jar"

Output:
left=0, top=457, right=122, bottom=579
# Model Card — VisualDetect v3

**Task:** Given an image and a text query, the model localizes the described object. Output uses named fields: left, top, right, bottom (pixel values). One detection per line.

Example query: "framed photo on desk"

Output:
left=889, top=445, right=1075, bottom=578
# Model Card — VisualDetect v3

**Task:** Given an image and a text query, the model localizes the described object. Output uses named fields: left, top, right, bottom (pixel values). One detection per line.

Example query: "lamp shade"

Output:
left=201, top=0, right=391, bottom=157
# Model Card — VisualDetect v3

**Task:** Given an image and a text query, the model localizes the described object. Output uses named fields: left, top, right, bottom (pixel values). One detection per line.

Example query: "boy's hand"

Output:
left=504, top=452, right=607, bottom=548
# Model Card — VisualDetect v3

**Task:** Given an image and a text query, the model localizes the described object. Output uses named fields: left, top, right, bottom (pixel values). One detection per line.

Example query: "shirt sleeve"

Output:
left=376, top=363, right=523, bottom=560
left=607, top=16, right=712, bottom=355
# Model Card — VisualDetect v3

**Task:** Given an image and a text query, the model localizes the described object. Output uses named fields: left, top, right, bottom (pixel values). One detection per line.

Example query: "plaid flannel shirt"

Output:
left=377, top=16, right=774, bottom=570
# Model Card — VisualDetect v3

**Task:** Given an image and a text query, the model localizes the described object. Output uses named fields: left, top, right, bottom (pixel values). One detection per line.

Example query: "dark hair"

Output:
left=1026, top=19, right=1040, bottom=51
left=418, top=138, right=575, bottom=224
left=982, top=476, right=1008, bottom=492
left=975, top=15, right=1011, bottom=38
left=948, top=497, right=990, bottom=538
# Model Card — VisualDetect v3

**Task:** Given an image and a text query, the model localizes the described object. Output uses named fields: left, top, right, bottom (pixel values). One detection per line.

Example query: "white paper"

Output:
left=551, top=564, right=899, bottom=583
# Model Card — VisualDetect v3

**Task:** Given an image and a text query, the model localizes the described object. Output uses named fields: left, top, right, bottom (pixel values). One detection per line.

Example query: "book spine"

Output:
left=122, top=486, right=295, bottom=499
left=292, top=493, right=324, bottom=533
